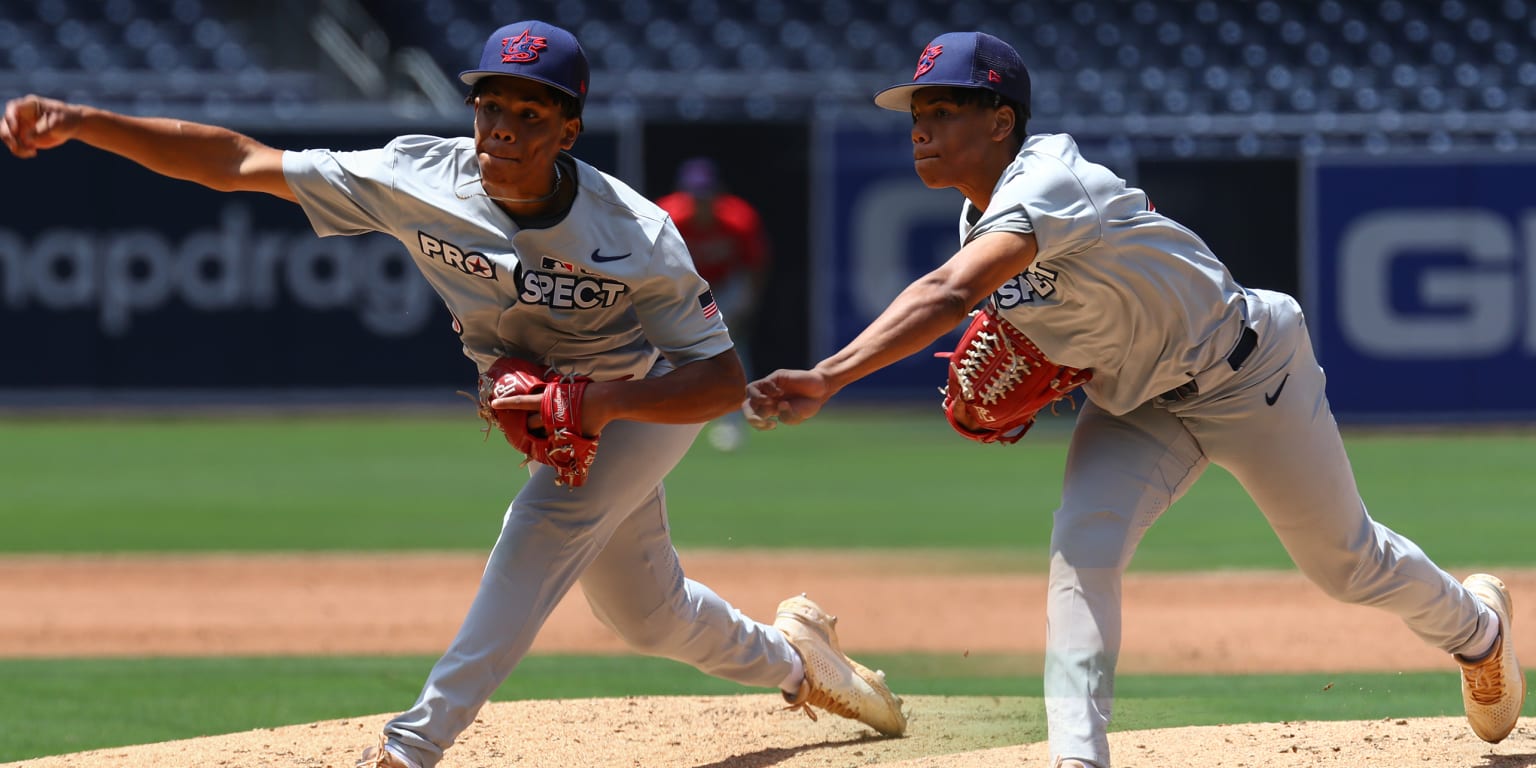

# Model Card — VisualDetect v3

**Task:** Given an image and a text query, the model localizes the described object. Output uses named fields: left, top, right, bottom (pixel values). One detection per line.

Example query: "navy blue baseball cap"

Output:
left=460, top=21, right=589, bottom=109
left=873, top=31, right=1031, bottom=112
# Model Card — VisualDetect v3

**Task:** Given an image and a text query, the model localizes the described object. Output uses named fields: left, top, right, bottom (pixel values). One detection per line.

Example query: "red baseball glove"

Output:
left=937, top=306, right=1092, bottom=444
left=475, top=357, right=599, bottom=488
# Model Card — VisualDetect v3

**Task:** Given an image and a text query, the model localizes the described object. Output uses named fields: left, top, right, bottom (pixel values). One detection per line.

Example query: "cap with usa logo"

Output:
left=460, top=20, right=589, bottom=110
left=873, top=31, right=1030, bottom=112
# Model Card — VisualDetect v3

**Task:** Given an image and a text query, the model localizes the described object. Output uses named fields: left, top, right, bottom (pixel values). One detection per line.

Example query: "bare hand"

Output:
left=492, top=380, right=614, bottom=436
left=1, top=95, right=82, bottom=158
left=743, top=369, right=835, bottom=430
left=949, top=400, right=982, bottom=431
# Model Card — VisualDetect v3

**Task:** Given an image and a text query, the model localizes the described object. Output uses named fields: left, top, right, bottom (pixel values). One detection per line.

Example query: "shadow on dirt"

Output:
left=1481, top=753, right=1536, bottom=767
left=688, top=734, right=883, bottom=768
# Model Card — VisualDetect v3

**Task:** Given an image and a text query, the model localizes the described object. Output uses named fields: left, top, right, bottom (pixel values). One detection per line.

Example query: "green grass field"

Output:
left=0, top=409, right=1531, bottom=761
left=3, top=409, right=1534, bottom=565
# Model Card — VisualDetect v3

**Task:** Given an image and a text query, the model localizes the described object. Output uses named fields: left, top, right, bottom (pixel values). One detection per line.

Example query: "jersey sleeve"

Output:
left=629, top=219, right=736, bottom=366
left=966, top=154, right=1102, bottom=263
left=281, top=137, right=414, bottom=237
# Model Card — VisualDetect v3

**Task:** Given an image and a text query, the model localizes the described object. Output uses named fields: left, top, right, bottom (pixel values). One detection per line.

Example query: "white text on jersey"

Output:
left=418, top=231, right=497, bottom=280
left=519, top=269, right=629, bottom=309
left=993, top=263, right=1061, bottom=308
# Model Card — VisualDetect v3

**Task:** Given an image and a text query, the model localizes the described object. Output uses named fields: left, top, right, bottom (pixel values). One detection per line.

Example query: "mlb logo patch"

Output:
left=541, top=257, right=576, bottom=272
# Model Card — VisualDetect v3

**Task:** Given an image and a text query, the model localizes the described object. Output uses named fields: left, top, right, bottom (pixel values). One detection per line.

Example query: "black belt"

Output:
left=1159, top=326, right=1257, bottom=402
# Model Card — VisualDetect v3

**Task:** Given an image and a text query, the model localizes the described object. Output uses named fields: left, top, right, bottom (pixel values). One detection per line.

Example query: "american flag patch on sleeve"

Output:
left=697, top=290, right=720, bottom=319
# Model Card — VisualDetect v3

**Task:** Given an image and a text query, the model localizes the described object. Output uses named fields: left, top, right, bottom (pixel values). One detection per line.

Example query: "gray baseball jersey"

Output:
left=283, top=136, right=797, bottom=768
left=284, top=134, right=732, bottom=381
left=963, top=133, right=1495, bottom=767
left=963, top=133, right=1247, bottom=415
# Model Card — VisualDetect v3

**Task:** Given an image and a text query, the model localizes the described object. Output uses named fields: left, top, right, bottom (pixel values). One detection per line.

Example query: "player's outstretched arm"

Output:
left=745, top=230, right=1039, bottom=429
left=1, top=94, right=295, bottom=202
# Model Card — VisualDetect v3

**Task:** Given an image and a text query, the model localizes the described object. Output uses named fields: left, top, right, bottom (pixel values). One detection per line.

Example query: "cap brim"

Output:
left=459, top=69, right=582, bottom=101
left=875, top=80, right=988, bottom=111
left=873, top=83, right=923, bottom=111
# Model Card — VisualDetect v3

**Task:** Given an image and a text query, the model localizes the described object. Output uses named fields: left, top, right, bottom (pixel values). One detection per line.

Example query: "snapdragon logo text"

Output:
left=0, top=205, right=433, bottom=337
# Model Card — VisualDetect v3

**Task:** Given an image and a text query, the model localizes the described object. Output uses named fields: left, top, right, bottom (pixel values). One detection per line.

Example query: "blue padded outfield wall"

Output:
left=1306, top=156, right=1536, bottom=422
left=5, top=116, right=1533, bottom=426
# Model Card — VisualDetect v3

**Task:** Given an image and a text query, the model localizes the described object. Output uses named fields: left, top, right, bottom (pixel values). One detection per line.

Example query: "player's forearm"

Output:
left=814, top=275, right=972, bottom=394
left=72, top=105, right=285, bottom=194
left=814, top=231, right=1035, bottom=393
left=598, top=350, right=748, bottom=424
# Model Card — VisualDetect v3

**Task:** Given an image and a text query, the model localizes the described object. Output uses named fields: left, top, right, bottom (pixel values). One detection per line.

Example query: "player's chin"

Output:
left=912, top=158, right=947, bottom=188
left=477, top=152, right=523, bottom=176
left=479, top=174, right=530, bottom=200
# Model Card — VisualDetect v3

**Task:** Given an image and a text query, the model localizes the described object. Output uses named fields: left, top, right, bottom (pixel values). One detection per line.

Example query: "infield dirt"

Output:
left=2, top=551, right=1532, bottom=767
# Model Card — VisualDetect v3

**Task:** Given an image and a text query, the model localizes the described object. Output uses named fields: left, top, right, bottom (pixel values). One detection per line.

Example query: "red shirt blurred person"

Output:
left=657, top=157, right=772, bottom=451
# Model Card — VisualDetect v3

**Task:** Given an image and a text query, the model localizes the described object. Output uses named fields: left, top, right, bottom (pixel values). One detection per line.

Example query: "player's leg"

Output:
left=1189, top=293, right=1519, bottom=740
left=1186, top=291, right=1489, bottom=655
left=1046, top=399, right=1208, bottom=767
left=579, top=421, right=906, bottom=736
left=577, top=465, right=795, bottom=688
left=380, top=417, right=700, bottom=768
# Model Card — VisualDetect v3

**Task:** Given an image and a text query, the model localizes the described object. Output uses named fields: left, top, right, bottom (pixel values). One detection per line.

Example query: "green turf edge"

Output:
left=0, top=653, right=1500, bottom=763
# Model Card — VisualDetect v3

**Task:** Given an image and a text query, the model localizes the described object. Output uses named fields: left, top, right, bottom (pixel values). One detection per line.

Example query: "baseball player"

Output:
left=1, top=19, right=905, bottom=768
left=656, top=156, right=773, bottom=451
left=744, top=31, right=1522, bottom=768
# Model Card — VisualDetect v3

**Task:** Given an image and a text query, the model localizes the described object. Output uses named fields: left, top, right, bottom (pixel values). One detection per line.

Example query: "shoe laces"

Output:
left=1461, top=640, right=1506, bottom=706
left=785, top=673, right=875, bottom=724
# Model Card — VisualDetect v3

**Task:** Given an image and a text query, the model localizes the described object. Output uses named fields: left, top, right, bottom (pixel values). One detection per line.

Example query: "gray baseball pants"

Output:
left=1045, top=290, right=1494, bottom=767
left=384, top=418, right=797, bottom=768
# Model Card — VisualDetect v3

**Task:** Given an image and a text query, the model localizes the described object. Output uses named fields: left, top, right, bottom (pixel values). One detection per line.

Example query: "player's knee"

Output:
left=609, top=611, right=687, bottom=655
left=1050, top=507, right=1133, bottom=570
left=586, top=597, right=680, bottom=655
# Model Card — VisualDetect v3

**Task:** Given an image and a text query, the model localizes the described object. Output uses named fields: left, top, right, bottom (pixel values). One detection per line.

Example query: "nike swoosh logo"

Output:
left=1264, top=373, right=1291, bottom=406
left=591, top=249, right=631, bottom=262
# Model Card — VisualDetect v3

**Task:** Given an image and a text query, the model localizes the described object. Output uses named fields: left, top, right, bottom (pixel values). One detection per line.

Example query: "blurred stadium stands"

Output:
left=1, top=0, right=1533, bottom=154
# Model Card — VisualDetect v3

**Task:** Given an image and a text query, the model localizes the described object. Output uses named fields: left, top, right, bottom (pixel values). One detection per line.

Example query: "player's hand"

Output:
left=1, top=95, right=82, bottom=159
left=492, top=380, right=615, bottom=436
left=949, top=399, right=982, bottom=431
left=744, top=369, right=834, bottom=430
left=491, top=392, right=547, bottom=432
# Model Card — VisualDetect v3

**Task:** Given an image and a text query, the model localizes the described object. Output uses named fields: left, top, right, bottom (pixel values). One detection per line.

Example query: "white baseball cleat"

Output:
left=773, top=593, right=907, bottom=736
left=1457, top=573, right=1525, bottom=743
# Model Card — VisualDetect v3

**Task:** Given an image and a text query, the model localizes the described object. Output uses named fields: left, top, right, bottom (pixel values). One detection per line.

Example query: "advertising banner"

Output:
left=1305, top=156, right=1536, bottom=421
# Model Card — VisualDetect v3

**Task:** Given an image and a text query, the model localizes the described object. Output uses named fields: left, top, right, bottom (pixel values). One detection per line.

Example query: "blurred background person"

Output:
left=657, top=156, right=773, bottom=452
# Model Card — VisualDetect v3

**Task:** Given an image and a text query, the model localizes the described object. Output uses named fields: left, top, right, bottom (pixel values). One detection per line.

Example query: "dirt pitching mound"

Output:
left=5, top=697, right=1531, bottom=768
left=6, top=554, right=1535, bottom=766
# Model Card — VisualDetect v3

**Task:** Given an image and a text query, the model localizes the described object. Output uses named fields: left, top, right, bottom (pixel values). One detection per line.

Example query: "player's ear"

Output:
left=560, top=117, right=580, bottom=150
left=992, top=104, right=1016, bottom=144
